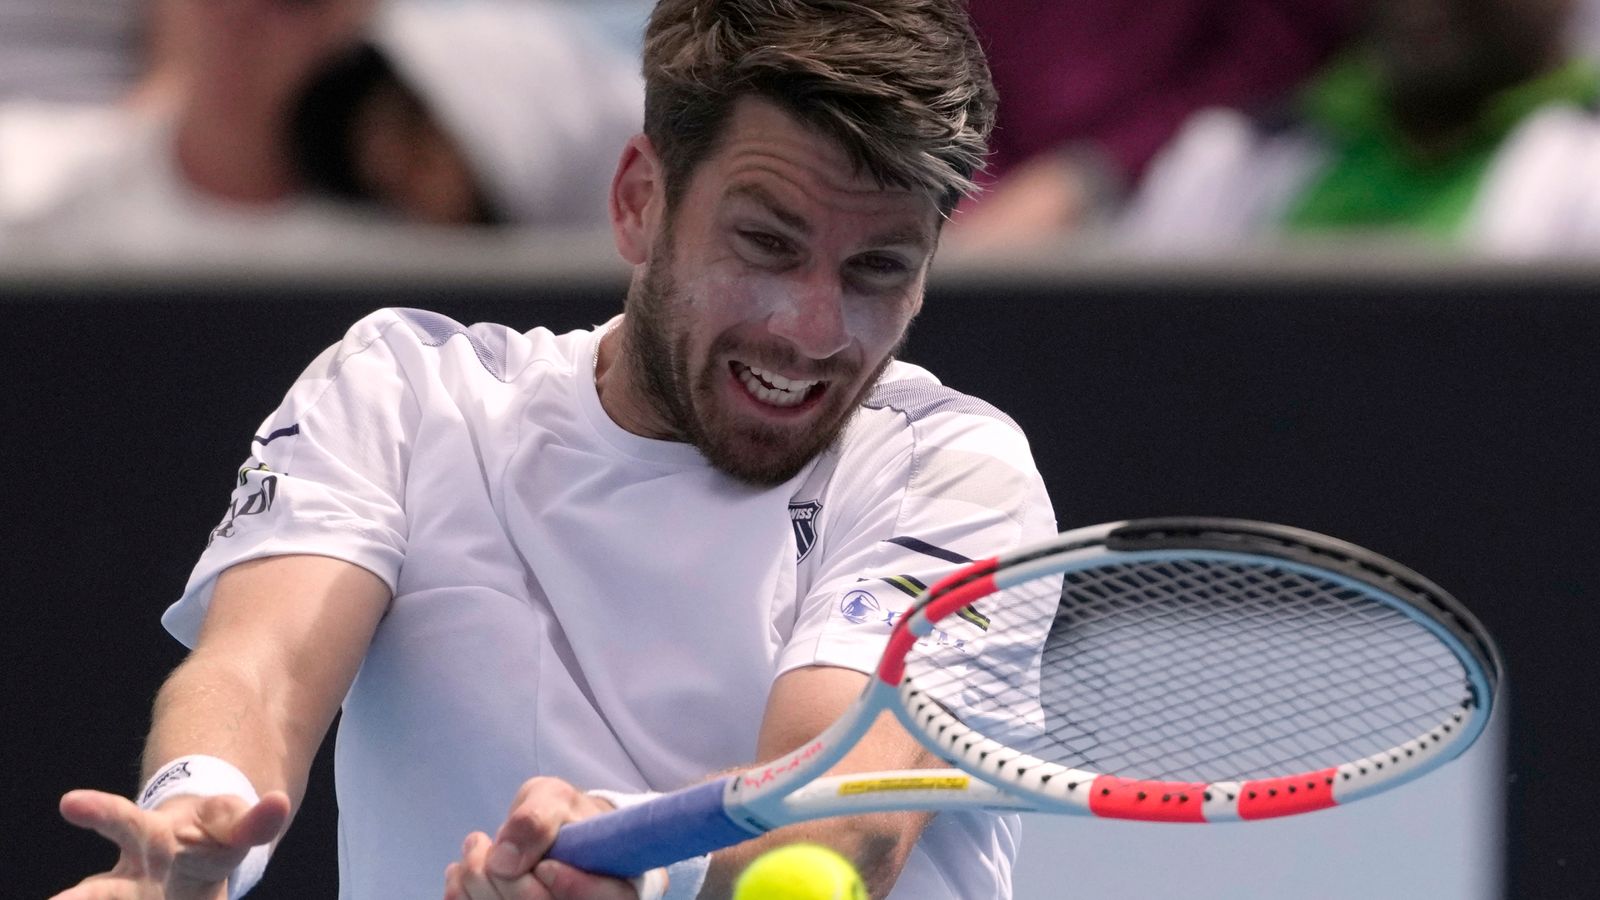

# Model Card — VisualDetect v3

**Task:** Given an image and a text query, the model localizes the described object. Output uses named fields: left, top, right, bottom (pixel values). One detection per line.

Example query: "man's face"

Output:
left=616, top=98, right=940, bottom=486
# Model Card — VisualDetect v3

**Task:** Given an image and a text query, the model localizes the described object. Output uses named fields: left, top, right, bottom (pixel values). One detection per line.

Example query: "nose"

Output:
left=768, top=268, right=850, bottom=360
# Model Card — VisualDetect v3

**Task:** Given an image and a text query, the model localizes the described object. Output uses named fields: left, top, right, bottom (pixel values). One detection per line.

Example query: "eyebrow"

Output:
left=726, top=184, right=811, bottom=236
left=724, top=183, right=933, bottom=253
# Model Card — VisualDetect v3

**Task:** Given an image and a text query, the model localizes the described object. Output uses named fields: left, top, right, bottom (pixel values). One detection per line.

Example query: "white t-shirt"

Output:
left=370, top=0, right=644, bottom=227
left=163, top=308, right=1057, bottom=899
left=0, top=100, right=378, bottom=265
left=1117, top=102, right=1600, bottom=257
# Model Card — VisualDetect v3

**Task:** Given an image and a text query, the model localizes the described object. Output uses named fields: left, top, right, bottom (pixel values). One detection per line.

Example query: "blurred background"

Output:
left=7, top=0, right=1599, bottom=896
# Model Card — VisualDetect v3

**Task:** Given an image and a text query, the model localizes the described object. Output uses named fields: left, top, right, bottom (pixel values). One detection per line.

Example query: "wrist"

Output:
left=138, top=755, right=272, bottom=899
left=584, top=789, right=710, bottom=900
left=139, top=754, right=260, bottom=810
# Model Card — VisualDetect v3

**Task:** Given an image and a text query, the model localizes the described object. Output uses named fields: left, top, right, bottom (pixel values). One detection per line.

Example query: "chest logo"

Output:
left=790, top=499, right=823, bottom=562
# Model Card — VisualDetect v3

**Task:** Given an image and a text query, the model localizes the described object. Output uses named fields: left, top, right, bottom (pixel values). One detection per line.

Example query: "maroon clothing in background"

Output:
left=969, top=0, right=1358, bottom=186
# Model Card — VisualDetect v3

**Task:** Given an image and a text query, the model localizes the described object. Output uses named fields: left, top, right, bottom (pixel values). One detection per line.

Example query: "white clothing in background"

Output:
left=1118, top=103, right=1600, bottom=258
left=373, top=1, right=644, bottom=226
left=0, top=101, right=377, bottom=264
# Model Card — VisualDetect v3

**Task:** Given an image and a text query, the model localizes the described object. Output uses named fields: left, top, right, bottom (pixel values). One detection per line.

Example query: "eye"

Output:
left=852, top=254, right=910, bottom=277
left=738, top=230, right=794, bottom=258
left=847, top=254, right=915, bottom=292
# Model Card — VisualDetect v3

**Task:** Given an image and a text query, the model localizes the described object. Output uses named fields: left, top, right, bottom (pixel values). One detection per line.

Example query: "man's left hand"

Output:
left=443, top=776, right=638, bottom=900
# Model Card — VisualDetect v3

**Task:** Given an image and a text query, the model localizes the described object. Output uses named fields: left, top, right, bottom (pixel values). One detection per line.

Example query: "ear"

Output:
left=610, top=133, right=664, bottom=266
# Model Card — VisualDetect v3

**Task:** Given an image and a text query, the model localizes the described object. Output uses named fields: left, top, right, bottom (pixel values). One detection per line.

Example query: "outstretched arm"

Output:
left=54, top=554, right=390, bottom=900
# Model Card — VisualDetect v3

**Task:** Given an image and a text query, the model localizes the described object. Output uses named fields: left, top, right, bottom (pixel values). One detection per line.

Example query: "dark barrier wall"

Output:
left=8, top=271, right=1598, bottom=897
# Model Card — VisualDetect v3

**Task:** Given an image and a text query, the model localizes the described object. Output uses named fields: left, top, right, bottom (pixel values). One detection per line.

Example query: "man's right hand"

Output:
left=51, top=788, right=290, bottom=900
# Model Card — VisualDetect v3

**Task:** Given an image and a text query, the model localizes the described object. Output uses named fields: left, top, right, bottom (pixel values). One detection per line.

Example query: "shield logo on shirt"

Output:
left=790, top=499, right=822, bottom=562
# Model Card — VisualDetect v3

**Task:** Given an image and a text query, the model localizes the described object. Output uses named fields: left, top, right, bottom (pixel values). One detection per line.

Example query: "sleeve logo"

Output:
left=208, top=464, right=278, bottom=545
left=840, top=589, right=882, bottom=624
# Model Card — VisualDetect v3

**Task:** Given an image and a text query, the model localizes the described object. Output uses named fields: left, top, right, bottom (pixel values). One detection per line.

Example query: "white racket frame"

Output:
left=722, top=523, right=1496, bottom=829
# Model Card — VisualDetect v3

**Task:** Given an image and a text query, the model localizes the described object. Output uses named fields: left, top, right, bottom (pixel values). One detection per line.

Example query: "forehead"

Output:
left=689, top=97, right=939, bottom=226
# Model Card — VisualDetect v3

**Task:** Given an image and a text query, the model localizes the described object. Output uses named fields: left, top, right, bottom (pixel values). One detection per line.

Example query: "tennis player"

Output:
left=54, top=2, right=1054, bottom=898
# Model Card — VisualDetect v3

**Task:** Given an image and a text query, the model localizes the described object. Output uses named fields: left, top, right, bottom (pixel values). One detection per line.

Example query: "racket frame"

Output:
left=546, top=518, right=1501, bottom=876
left=732, top=518, right=1500, bottom=827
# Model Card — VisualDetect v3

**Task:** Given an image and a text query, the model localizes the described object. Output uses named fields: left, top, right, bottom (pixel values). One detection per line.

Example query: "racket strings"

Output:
left=1051, top=600, right=1459, bottom=744
left=905, top=556, right=1476, bottom=784
left=1105, top=668, right=1471, bottom=781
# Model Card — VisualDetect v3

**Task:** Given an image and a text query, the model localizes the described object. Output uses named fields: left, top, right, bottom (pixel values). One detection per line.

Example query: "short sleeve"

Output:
left=160, top=311, right=424, bottom=646
left=777, top=382, right=1057, bottom=678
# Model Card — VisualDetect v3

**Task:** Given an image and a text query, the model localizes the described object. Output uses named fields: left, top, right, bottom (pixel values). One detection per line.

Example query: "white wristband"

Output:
left=586, top=789, right=712, bottom=900
left=138, top=755, right=272, bottom=899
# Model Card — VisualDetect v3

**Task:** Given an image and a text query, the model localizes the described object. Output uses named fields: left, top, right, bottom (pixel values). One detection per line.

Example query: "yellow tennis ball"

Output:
left=732, top=842, right=868, bottom=900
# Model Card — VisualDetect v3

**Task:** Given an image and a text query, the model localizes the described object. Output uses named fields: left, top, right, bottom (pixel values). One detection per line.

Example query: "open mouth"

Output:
left=731, top=361, right=826, bottom=409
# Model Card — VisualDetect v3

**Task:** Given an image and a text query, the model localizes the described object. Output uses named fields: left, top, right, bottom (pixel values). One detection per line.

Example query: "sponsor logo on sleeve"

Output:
left=840, top=589, right=881, bottom=625
left=789, top=500, right=823, bottom=562
left=838, top=587, right=972, bottom=652
left=208, top=464, right=278, bottom=545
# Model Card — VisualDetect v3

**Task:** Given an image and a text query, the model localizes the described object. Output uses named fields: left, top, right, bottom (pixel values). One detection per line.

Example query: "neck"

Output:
left=595, top=319, right=680, bottom=440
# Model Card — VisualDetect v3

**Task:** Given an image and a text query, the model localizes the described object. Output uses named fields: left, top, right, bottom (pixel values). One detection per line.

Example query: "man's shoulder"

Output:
left=335, top=307, right=594, bottom=385
left=864, top=361, right=1023, bottom=437
left=799, top=361, right=1054, bottom=566
left=824, top=359, right=1037, bottom=481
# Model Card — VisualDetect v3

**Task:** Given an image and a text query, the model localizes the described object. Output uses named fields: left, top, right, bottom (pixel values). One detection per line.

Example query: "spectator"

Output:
left=948, top=0, right=1357, bottom=250
left=0, top=0, right=377, bottom=258
left=293, top=0, right=643, bottom=228
left=1119, top=0, right=1600, bottom=256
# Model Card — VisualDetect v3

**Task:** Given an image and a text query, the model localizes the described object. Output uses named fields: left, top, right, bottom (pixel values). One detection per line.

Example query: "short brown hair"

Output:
left=641, top=0, right=996, bottom=216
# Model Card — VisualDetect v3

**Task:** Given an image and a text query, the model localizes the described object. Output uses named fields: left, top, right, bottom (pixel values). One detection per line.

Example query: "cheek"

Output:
left=681, top=269, right=791, bottom=321
left=844, top=292, right=919, bottom=352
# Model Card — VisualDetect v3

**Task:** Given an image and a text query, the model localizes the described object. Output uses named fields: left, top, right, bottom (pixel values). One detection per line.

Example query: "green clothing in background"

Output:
left=1285, top=56, right=1600, bottom=237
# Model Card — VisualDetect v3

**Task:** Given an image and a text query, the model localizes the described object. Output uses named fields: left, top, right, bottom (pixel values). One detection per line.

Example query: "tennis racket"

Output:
left=547, top=517, right=1501, bottom=877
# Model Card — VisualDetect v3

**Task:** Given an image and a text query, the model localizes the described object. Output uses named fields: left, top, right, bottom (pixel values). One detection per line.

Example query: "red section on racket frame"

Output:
left=1087, top=776, right=1210, bottom=822
left=1236, top=769, right=1339, bottom=820
left=876, top=560, right=998, bottom=686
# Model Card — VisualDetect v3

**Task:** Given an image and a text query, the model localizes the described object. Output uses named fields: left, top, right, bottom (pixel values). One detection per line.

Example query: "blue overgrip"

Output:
left=544, top=775, right=761, bottom=877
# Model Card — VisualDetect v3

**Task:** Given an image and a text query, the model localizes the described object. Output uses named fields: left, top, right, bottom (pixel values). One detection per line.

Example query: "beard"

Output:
left=620, top=241, right=900, bottom=487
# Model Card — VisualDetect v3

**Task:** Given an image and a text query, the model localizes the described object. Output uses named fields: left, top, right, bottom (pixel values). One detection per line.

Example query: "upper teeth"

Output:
left=738, top=364, right=819, bottom=407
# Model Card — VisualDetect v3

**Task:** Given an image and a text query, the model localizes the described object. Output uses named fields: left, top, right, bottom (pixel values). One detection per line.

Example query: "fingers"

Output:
left=58, top=789, right=112, bottom=825
left=442, top=836, right=638, bottom=900
left=58, top=790, right=151, bottom=853
left=62, top=787, right=285, bottom=854
left=533, top=860, right=642, bottom=900
left=446, top=777, right=631, bottom=900
left=59, top=789, right=131, bottom=830
left=56, top=787, right=287, bottom=900
left=446, top=832, right=547, bottom=900
left=199, top=789, right=291, bottom=849
left=488, top=778, right=595, bottom=878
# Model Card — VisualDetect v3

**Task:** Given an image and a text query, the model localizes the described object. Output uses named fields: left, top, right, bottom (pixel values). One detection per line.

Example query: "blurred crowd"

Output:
left=3, top=0, right=1600, bottom=263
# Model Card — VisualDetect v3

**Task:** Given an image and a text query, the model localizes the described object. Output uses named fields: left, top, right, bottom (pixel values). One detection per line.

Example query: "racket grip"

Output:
left=545, top=775, right=760, bottom=877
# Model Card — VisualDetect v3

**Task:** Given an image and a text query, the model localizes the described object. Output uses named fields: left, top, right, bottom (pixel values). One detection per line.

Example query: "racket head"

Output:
left=881, top=518, right=1501, bottom=823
